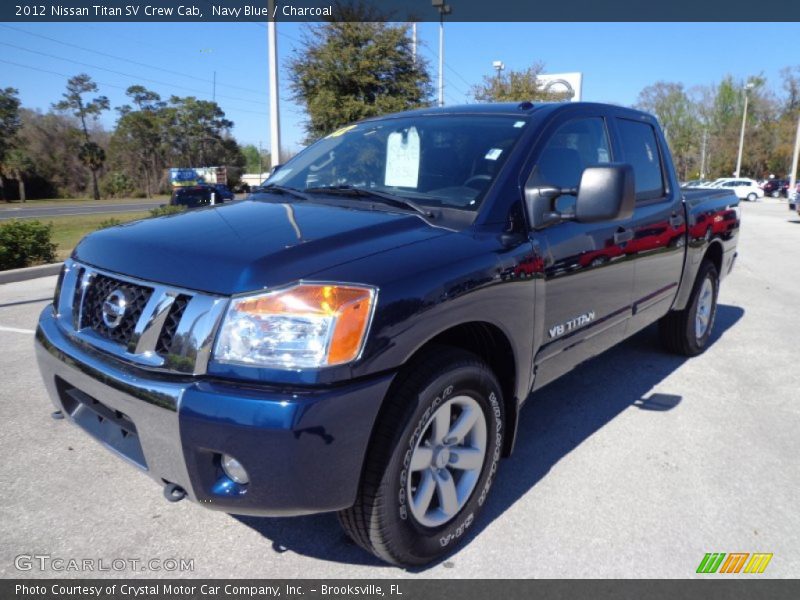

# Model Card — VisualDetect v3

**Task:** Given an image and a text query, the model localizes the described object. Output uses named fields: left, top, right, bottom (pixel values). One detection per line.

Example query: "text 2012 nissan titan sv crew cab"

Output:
left=35, top=102, right=740, bottom=566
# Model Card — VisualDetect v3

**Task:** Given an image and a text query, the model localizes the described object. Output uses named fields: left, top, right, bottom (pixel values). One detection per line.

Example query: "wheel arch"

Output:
left=392, top=321, right=520, bottom=457
left=703, top=239, right=724, bottom=276
left=673, top=238, right=724, bottom=311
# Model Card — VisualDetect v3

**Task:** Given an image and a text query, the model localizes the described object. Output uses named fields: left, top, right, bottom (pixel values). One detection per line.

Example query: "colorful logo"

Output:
left=697, top=553, right=773, bottom=574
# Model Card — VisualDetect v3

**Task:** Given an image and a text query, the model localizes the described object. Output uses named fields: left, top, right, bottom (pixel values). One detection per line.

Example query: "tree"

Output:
left=162, top=96, right=235, bottom=167
left=111, top=86, right=166, bottom=197
left=53, top=74, right=110, bottom=200
left=288, top=19, right=432, bottom=142
left=636, top=82, right=701, bottom=180
left=16, top=109, right=89, bottom=198
left=2, top=147, right=34, bottom=202
left=0, top=88, right=22, bottom=202
left=471, top=64, right=569, bottom=103
left=779, top=66, right=800, bottom=113
left=240, top=144, right=271, bottom=174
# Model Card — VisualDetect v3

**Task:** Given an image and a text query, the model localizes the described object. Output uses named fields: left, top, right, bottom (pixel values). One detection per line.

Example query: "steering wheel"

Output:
left=463, top=174, right=492, bottom=190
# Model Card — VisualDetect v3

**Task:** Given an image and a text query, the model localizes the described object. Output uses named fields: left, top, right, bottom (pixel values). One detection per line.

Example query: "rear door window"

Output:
left=617, top=119, right=665, bottom=202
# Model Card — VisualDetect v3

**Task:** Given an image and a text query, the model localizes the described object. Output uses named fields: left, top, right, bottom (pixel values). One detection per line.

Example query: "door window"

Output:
left=617, top=119, right=665, bottom=201
left=528, top=117, right=612, bottom=211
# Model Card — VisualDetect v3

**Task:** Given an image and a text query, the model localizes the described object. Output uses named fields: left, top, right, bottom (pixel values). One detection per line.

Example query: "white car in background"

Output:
left=714, top=178, right=764, bottom=202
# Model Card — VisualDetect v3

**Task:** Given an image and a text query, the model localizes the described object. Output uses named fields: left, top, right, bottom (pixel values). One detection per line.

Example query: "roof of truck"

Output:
left=361, top=101, right=655, bottom=122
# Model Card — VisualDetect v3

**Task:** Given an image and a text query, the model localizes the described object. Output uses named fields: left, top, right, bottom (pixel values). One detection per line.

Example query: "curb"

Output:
left=0, top=262, right=63, bottom=285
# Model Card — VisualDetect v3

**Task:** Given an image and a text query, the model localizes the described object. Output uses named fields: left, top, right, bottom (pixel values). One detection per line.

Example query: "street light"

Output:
left=734, top=81, right=755, bottom=178
left=432, top=0, right=451, bottom=107
left=492, top=60, right=505, bottom=80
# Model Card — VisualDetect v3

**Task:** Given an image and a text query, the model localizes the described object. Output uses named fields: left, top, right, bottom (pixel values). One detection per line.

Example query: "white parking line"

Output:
left=0, top=325, right=35, bottom=334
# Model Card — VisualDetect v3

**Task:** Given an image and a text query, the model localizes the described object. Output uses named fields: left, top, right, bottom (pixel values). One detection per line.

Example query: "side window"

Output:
left=528, top=118, right=611, bottom=211
left=529, top=117, right=611, bottom=189
left=617, top=118, right=665, bottom=201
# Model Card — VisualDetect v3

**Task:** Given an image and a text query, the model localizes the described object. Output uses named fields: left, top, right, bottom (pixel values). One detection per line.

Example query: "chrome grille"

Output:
left=80, top=273, right=153, bottom=345
left=55, top=259, right=227, bottom=375
left=155, top=294, right=190, bottom=355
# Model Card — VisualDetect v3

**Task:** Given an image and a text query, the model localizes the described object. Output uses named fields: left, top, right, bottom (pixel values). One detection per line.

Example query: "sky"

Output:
left=1, top=21, right=797, bottom=155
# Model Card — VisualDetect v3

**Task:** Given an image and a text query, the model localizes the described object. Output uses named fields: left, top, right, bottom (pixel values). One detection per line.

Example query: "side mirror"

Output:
left=270, top=164, right=282, bottom=175
left=524, top=164, right=635, bottom=229
left=574, top=164, right=636, bottom=223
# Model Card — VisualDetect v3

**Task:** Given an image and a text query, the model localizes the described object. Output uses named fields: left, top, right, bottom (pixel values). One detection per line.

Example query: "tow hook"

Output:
left=163, top=482, right=187, bottom=502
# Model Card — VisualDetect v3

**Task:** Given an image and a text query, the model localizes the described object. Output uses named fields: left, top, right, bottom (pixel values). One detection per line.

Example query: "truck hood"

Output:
left=74, top=199, right=450, bottom=295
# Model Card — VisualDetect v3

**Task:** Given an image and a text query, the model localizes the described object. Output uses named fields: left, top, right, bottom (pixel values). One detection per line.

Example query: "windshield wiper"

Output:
left=304, top=185, right=434, bottom=218
left=258, top=184, right=312, bottom=201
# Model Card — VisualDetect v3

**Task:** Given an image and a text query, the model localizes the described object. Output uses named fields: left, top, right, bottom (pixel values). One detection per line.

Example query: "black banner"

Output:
left=4, top=580, right=800, bottom=600
left=2, top=0, right=800, bottom=22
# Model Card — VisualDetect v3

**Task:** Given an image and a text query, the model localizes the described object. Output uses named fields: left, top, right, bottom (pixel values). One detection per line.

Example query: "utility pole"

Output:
left=492, top=60, right=505, bottom=81
left=212, top=70, right=216, bottom=102
left=412, top=22, right=417, bottom=65
left=268, top=1, right=282, bottom=166
left=735, top=82, right=755, bottom=178
left=258, top=141, right=263, bottom=176
left=789, top=113, right=800, bottom=201
left=700, top=128, right=708, bottom=179
left=432, top=1, right=451, bottom=107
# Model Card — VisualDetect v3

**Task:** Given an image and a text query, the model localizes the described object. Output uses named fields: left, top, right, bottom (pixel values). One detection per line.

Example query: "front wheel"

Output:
left=747, top=192, right=758, bottom=202
left=338, top=347, right=504, bottom=566
left=659, top=260, right=719, bottom=356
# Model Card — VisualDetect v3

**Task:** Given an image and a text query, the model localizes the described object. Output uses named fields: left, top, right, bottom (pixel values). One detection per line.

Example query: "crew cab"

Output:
left=35, top=103, right=740, bottom=567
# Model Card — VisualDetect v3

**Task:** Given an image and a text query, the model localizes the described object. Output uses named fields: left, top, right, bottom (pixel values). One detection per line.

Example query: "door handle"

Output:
left=669, top=214, right=684, bottom=228
left=614, top=228, right=634, bottom=245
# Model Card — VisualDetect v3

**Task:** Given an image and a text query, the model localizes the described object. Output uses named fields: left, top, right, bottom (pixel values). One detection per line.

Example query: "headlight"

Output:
left=214, top=283, right=376, bottom=369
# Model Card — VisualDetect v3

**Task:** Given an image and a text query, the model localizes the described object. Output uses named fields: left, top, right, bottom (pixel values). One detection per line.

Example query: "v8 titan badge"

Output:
left=548, top=311, right=596, bottom=339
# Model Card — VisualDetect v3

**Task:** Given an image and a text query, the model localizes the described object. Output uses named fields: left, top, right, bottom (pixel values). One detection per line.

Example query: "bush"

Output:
left=100, top=171, right=136, bottom=198
left=149, top=204, right=186, bottom=217
left=0, top=220, right=57, bottom=270
left=96, top=218, right=122, bottom=230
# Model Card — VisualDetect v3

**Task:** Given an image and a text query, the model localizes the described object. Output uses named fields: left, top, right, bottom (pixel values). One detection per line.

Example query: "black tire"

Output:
left=338, top=347, right=504, bottom=566
left=659, top=260, right=719, bottom=356
left=747, top=192, right=758, bottom=202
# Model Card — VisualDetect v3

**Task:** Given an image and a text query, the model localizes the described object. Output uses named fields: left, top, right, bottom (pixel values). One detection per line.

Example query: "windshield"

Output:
left=263, top=115, right=529, bottom=210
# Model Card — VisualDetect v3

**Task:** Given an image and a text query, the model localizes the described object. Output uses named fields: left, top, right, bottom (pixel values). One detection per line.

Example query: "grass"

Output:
left=0, top=196, right=168, bottom=208
left=44, top=211, right=150, bottom=260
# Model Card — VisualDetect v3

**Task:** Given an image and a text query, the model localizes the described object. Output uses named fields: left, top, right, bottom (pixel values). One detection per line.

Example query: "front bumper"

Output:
left=35, top=306, right=394, bottom=516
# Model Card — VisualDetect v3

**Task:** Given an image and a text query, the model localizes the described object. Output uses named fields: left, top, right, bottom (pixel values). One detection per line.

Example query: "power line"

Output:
left=0, top=58, right=270, bottom=117
left=190, top=0, right=304, bottom=44
left=0, top=41, right=268, bottom=108
left=0, top=23, right=268, bottom=97
left=0, top=58, right=128, bottom=92
left=77, top=24, right=264, bottom=80
left=242, top=13, right=303, bottom=43
left=416, top=41, right=472, bottom=97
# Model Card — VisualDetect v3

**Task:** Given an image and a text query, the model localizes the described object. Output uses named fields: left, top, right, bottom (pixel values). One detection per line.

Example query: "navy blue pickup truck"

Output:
left=35, top=102, right=739, bottom=566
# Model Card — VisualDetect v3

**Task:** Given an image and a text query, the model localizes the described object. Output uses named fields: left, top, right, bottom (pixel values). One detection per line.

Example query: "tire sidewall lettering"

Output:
left=395, top=372, right=503, bottom=553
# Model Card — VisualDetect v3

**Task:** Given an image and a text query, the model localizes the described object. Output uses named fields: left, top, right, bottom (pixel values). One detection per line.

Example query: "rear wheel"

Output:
left=338, top=347, right=504, bottom=566
left=659, top=260, right=719, bottom=356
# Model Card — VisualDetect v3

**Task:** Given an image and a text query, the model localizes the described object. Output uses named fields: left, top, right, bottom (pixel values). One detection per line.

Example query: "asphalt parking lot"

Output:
left=1, top=200, right=798, bottom=579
